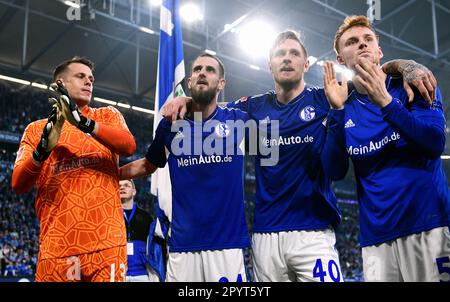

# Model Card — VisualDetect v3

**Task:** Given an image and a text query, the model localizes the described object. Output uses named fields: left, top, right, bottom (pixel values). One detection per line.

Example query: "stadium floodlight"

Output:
left=93, top=97, right=117, bottom=106
left=316, top=61, right=354, bottom=79
left=223, top=14, right=248, bottom=34
left=238, top=20, right=276, bottom=57
left=139, top=26, right=155, bottom=35
left=205, top=49, right=217, bottom=56
left=441, top=155, right=450, bottom=160
left=180, top=3, right=203, bottom=23
left=117, top=102, right=131, bottom=109
left=308, top=56, right=318, bottom=66
left=31, top=82, right=48, bottom=90
left=63, top=0, right=80, bottom=9
left=249, top=64, right=261, bottom=71
left=333, top=64, right=354, bottom=79
left=0, top=74, right=31, bottom=85
left=132, top=106, right=155, bottom=115
left=150, top=0, right=162, bottom=6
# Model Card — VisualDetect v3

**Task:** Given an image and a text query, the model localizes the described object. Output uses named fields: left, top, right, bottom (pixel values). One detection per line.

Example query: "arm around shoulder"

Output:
left=92, top=107, right=137, bottom=156
left=119, top=158, right=157, bottom=180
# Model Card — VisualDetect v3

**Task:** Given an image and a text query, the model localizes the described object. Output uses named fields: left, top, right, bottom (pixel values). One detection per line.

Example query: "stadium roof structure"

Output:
left=0, top=0, right=449, bottom=126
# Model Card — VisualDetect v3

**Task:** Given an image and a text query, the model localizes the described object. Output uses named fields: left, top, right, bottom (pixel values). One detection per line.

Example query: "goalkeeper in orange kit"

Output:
left=12, top=57, right=136, bottom=282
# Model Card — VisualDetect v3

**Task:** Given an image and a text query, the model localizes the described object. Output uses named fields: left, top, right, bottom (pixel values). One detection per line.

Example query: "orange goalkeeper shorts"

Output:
left=35, top=245, right=127, bottom=282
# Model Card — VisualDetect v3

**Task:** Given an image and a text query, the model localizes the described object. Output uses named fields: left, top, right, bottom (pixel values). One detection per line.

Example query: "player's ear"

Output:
left=218, top=78, right=226, bottom=91
left=55, top=78, right=65, bottom=86
left=268, top=59, right=273, bottom=74
left=187, top=77, right=192, bottom=89
left=378, top=46, right=384, bottom=60
left=337, top=55, right=345, bottom=65
left=304, top=58, right=310, bottom=72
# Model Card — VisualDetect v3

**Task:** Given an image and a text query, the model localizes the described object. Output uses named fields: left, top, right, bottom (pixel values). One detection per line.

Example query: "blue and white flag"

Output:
left=147, top=0, right=185, bottom=282
left=150, top=0, right=185, bottom=239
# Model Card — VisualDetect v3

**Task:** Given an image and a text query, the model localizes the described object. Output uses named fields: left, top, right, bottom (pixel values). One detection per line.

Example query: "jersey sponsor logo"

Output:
left=170, top=117, right=280, bottom=167
left=261, top=135, right=314, bottom=147
left=177, top=155, right=233, bottom=167
left=215, top=123, right=231, bottom=138
left=345, top=119, right=356, bottom=129
left=347, top=131, right=401, bottom=156
left=300, top=106, right=316, bottom=122
left=50, top=152, right=102, bottom=175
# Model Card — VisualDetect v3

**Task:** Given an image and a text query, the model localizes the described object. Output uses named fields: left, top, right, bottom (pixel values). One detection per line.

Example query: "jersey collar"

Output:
left=185, top=106, right=219, bottom=124
left=273, top=87, right=308, bottom=107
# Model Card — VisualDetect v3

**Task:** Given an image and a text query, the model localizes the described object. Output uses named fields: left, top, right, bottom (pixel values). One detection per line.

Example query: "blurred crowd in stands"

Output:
left=0, top=160, right=38, bottom=278
left=0, top=82, right=363, bottom=281
left=336, top=201, right=363, bottom=281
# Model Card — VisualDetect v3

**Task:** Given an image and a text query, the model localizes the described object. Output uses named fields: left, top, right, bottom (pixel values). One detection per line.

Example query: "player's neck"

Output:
left=275, top=79, right=305, bottom=104
left=74, top=99, right=89, bottom=112
left=121, top=199, right=134, bottom=210
left=190, top=100, right=217, bottom=121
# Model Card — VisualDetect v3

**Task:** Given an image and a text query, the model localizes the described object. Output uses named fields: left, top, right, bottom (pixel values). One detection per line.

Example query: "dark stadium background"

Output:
left=1, top=0, right=449, bottom=282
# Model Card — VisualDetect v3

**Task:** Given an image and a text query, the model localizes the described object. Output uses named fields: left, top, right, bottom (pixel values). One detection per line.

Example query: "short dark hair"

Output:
left=191, top=53, right=225, bottom=79
left=269, top=30, right=308, bottom=59
left=52, top=56, right=95, bottom=82
left=120, top=179, right=135, bottom=190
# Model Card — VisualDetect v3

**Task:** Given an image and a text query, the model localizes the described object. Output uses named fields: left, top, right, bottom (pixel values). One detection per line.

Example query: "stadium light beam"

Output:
left=31, top=82, right=48, bottom=90
left=308, top=56, right=318, bottom=66
left=139, top=26, right=155, bottom=35
left=63, top=0, right=80, bottom=9
left=93, top=97, right=117, bottom=106
left=0, top=74, right=31, bottom=85
left=150, top=0, right=162, bottom=7
left=238, top=20, right=275, bottom=57
left=117, top=102, right=131, bottom=109
left=180, top=3, right=203, bottom=23
left=333, top=64, right=354, bottom=79
left=132, top=106, right=155, bottom=115
left=205, top=49, right=217, bottom=56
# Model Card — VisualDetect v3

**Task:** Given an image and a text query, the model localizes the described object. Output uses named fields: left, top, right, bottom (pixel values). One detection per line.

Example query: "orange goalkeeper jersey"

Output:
left=14, top=106, right=130, bottom=260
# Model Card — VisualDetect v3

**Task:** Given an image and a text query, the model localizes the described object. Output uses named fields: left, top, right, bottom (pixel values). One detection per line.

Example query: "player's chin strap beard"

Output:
left=191, top=88, right=216, bottom=108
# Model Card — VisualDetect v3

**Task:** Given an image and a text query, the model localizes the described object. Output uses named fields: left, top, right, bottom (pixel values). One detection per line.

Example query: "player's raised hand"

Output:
left=49, top=81, right=96, bottom=134
left=161, top=96, right=192, bottom=122
left=354, top=57, right=392, bottom=108
left=323, top=61, right=348, bottom=110
left=32, top=105, right=64, bottom=163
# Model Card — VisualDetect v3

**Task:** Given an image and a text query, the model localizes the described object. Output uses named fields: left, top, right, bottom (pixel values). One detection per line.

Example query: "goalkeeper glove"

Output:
left=49, top=81, right=96, bottom=134
left=32, top=105, right=64, bottom=163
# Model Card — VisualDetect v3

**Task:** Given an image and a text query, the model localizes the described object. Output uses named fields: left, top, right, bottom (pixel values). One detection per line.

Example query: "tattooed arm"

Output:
left=382, top=59, right=437, bottom=103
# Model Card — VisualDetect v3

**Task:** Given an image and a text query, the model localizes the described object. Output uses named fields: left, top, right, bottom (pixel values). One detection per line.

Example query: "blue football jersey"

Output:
left=145, top=106, right=251, bottom=252
left=324, top=76, right=450, bottom=247
left=228, top=88, right=341, bottom=233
